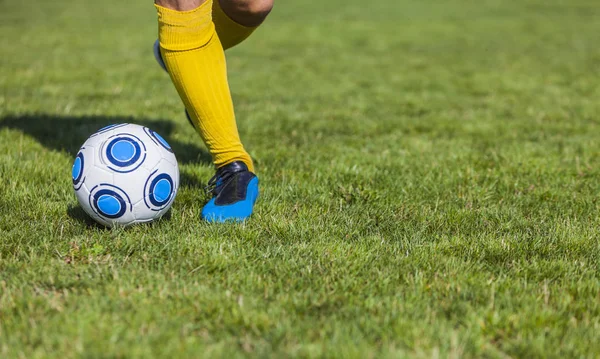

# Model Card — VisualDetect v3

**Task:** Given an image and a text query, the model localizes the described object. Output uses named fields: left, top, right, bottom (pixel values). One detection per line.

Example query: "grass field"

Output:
left=1, top=0, right=600, bottom=357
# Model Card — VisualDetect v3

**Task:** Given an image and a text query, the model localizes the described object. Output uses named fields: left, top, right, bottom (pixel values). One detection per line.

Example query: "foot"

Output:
left=202, top=161, right=259, bottom=222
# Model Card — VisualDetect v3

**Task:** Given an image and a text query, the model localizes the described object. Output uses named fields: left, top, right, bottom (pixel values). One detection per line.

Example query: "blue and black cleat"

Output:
left=202, top=161, right=259, bottom=222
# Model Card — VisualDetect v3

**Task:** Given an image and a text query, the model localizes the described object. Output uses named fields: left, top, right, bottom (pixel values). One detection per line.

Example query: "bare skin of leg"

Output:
left=155, top=0, right=204, bottom=11
left=156, top=0, right=273, bottom=27
left=219, top=0, right=273, bottom=27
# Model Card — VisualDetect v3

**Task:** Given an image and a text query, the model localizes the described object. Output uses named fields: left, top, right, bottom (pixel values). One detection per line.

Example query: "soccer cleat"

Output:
left=202, top=161, right=259, bottom=222
left=153, top=39, right=168, bottom=72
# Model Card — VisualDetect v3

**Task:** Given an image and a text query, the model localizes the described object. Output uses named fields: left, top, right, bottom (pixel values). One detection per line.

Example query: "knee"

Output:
left=222, top=0, right=274, bottom=27
left=236, top=0, right=274, bottom=18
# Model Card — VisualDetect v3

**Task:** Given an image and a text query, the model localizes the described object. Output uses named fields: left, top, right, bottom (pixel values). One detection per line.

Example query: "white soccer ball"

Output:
left=71, top=123, right=179, bottom=227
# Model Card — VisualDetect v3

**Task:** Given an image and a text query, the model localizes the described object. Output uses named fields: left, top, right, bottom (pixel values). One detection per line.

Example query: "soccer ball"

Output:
left=71, top=123, right=179, bottom=227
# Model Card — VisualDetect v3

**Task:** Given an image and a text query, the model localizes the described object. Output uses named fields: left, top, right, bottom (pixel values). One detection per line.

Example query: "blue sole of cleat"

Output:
left=201, top=177, right=259, bottom=223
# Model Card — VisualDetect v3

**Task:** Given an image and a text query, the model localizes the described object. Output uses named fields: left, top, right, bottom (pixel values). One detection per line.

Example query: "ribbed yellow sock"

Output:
left=212, top=0, right=258, bottom=50
left=156, top=1, right=254, bottom=172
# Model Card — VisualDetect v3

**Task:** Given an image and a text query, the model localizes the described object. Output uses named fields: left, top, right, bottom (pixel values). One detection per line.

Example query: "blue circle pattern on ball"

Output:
left=72, top=152, right=84, bottom=185
left=153, top=178, right=172, bottom=202
left=99, top=124, right=118, bottom=132
left=97, top=194, right=121, bottom=216
left=111, top=140, right=136, bottom=162
left=154, top=131, right=171, bottom=150
left=106, top=137, right=141, bottom=167
left=144, top=127, right=173, bottom=153
left=93, top=189, right=127, bottom=219
left=149, top=173, right=174, bottom=207
left=91, top=123, right=128, bottom=137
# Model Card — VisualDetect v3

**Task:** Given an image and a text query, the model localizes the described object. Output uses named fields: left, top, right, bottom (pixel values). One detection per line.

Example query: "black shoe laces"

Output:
left=204, top=165, right=245, bottom=195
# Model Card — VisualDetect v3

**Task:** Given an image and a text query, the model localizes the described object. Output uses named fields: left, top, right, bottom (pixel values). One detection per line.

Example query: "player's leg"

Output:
left=155, top=0, right=258, bottom=222
left=213, top=0, right=273, bottom=50
left=153, top=0, right=273, bottom=70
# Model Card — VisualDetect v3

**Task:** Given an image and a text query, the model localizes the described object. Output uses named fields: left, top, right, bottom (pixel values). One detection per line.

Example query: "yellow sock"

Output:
left=156, top=1, right=254, bottom=172
left=212, top=0, right=258, bottom=50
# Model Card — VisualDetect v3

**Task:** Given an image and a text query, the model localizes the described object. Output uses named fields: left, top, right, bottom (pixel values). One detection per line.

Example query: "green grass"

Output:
left=1, top=0, right=600, bottom=357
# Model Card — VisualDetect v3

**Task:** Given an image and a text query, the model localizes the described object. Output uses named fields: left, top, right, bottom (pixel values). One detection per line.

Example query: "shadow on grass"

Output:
left=0, top=113, right=211, bottom=165
left=1, top=113, right=209, bottom=226
left=66, top=205, right=102, bottom=228
left=66, top=204, right=174, bottom=230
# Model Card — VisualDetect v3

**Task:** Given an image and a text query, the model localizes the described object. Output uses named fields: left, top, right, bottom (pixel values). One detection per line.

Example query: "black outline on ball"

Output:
left=88, top=183, right=133, bottom=220
left=143, top=170, right=175, bottom=212
left=103, top=133, right=147, bottom=174
left=90, top=123, right=129, bottom=138
left=72, top=150, right=86, bottom=190
left=143, top=127, right=173, bottom=153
